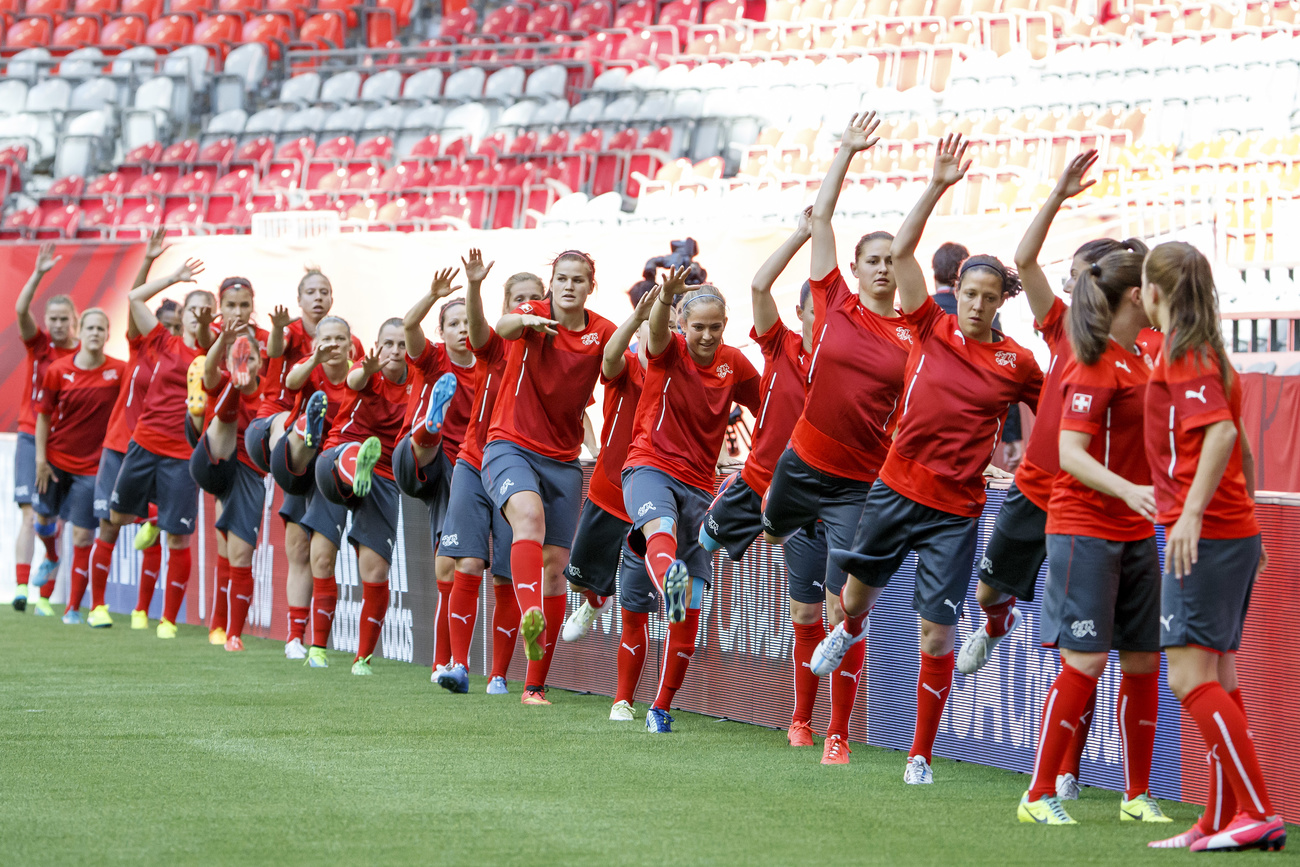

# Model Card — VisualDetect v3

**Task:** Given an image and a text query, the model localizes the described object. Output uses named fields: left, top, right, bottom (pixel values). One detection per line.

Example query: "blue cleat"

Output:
left=663, top=559, right=689, bottom=624
left=646, top=707, right=674, bottom=733
left=436, top=662, right=470, bottom=694
left=31, top=558, right=58, bottom=589
left=486, top=675, right=509, bottom=695
left=61, top=609, right=82, bottom=625
left=423, top=373, right=458, bottom=436
left=303, top=390, right=328, bottom=448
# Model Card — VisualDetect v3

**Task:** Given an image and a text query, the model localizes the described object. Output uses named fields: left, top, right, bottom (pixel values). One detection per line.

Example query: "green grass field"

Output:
left=2, top=613, right=1294, bottom=866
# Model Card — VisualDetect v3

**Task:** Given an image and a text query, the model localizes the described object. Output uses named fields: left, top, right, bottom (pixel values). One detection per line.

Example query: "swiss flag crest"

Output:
left=1071, top=392, right=1092, bottom=414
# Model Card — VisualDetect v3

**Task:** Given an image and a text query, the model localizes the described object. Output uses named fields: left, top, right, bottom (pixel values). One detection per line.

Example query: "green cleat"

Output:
left=306, top=646, right=329, bottom=668
left=87, top=605, right=113, bottom=628
left=351, top=655, right=374, bottom=676
left=1018, top=792, right=1078, bottom=825
left=520, top=606, right=545, bottom=661
left=130, top=610, right=149, bottom=630
left=351, top=436, right=382, bottom=498
left=156, top=619, right=178, bottom=639
left=33, top=597, right=55, bottom=617
left=12, top=584, right=28, bottom=612
left=133, top=521, right=160, bottom=551
left=1121, top=793, right=1172, bottom=823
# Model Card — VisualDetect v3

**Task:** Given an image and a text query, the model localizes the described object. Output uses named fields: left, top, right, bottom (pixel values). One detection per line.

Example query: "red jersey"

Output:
left=407, top=341, right=476, bottom=464
left=37, top=354, right=126, bottom=475
left=202, top=372, right=264, bottom=472
left=103, top=333, right=151, bottom=455
left=589, top=353, right=645, bottom=521
left=1015, top=297, right=1070, bottom=512
left=741, top=321, right=811, bottom=496
left=459, top=331, right=507, bottom=471
left=881, top=297, right=1044, bottom=518
left=308, top=364, right=353, bottom=429
left=259, top=320, right=365, bottom=418
left=324, top=362, right=413, bottom=480
left=1143, top=348, right=1258, bottom=539
left=133, top=323, right=205, bottom=460
left=1046, top=340, right=1154, bottom=541
left=789, top=268, right=912, bottom=483
left=1137, top=327, right=1163, bottom=367
left=19, top=328, right=78, bottom=435
left=625, top=334, right=761, bottom=492
left=487, top=299, right=617, bottom=462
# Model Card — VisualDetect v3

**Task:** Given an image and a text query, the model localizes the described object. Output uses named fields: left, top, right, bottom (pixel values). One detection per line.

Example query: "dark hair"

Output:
left=183, top=289, right=215, bottom=309
left=297, top=266, right=331, bottom=295
left=155, top=298, right=180, bottom=318
left=932, top=241, right=969, bottom=286
left=438, top=298, right=466, bottom=330
left=1074, top=238, right=1125, bottom=263
left=219, top=276, right=254, bottom=298
left=628, top=279, right=656, bottom=307
left=854, top=231, right=894, bottom=263
left=551, top=250, right=596, bottom=282
left=1067, top=248, right=1146, bottom=365
left=959, top=254, right=1022, bottom=298
left=1144, top=241, right=1232, bottom=391
left=798, top=280, right=811, bottom=310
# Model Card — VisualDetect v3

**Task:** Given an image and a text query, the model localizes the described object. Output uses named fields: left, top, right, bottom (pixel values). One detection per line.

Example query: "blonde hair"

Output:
left=676, top=284, right=727, bottom=321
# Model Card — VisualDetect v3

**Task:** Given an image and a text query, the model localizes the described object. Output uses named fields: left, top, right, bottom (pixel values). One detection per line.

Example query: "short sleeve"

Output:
left=1034, top=296, right=1068, bottom=341
left=472, top=329, right=505, bottom=365
left=733, top=352, right=762, bottom=414
left=902, top=295, right=947, bottom=341
left=600, top=350, right=636, bottom=388
left=1169, top=355, right=1233, bottom=432
left=809, top=267, right=848, bottom=314
left=23, top=327, right=49, bottom=355
left=750, top=319, right=791, bottom=363
left=1058, top=358, right=1113, bottom=436
left=36, top=366, right=60, bottom=415
left=408, top=340, right=448, bottom=379
left=1019, top=354, right=1045, bottom=413
left=647, top=331, right=685, bottom=366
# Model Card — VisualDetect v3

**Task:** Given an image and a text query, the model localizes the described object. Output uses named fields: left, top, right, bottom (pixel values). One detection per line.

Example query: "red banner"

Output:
left=1239, top=372, right=1300, bottom=494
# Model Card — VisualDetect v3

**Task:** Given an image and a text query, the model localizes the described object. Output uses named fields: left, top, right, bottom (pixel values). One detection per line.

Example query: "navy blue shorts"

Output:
left=1161, top=534, right=1260, bottom=653
left=314, top=444, right=399, bottom=562
left=111, top=441, right=200, bottom=536
left=1042, top=534, right=1161, bottom=653
left=279, top=491, right=308, bottom=526
left=269, top=433, right=316, bottom=497
left=13, top=431, right=35, bottom=505
left=393, top=435, right=453, bottom=552
left=300, top=485, right=347, bottom=551
left=481, top=440, right=583, bottom=549
left=980, top=482, right=1048, bottom=601
left=93, top=447, right=124, bottom=522
left=830, top=480, right=978, bottom=626
left=785, top=522, right=832, bottom=604
left=614, top=543, right=655, bottom=614
left=242, top=415, right=275, bottom=474
left=622, top=465, right=713, bottom=585
left=439, top=459, right=511, bottom=579
left=565, top=499, right=629, bottom=598
left=189, top=437, right=237, bottom=500
left=701, top=472, right=763, bottom=560
left=33, top=465, right=97, bottom=530
left=217, top=463, right=268, bottom=548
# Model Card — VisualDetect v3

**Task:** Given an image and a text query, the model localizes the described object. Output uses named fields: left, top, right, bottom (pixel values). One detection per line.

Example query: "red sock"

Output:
left=40, top=575, right=57, bottom=599
left=16, top=563, right=30, bottom=589
left=64, top=543, right=92, bottom=613
left=1198, top=688, right=1248, bottom=833
left=791, top=620, right=826, bottom=725
left=490, top=581, right=520, bottom=679
left=1118, top=671, right=1159, bottom=800
left=39, top=532, right=60, bottom=563
left=616, top=608, right=650, bottom=704
left=311, top=576, right=337, bottom=648
left=1183, top=681, right=1273, bottom=820
left=910, top=650, right=955, bottom=763
left=89, top=537, right=114, bottom=609
left=411, top=424, right=442, bottom=450
left=981, top=597, right=1017, bottom=638
left=356, top=581, right=389, bottom=661
left=524, top=594, right=567, bottom=689
left=214, top=383, right=240, bottom=424
left=209, top=554, right=230, bottom=632
left=1061, top=686, right=1097, bottom=778
left=1028, top=663, right=1098, bottom=800
left=434, top=578, right=454, bottom=669
left=334, top=443, right=360, bottom=493
left=160, top=546, right=193, bottom=624
left=448, top=570, right=482, bottom=666
left=227, top=565, right=254, bottom=639
left=136, top=544, right=162, bottom=613
left=582, top=589, right=607, bottom=609
left=510, top=539, right=544, bottom=614
left=828, top=637, right=866, bottom=739
left=287, top=606, right=309, bottom=642
left=652, top=607, right=700, bottom=709
left=839, top=589, right=868, bottom=637
left=643, top=531, right=676, bottom=594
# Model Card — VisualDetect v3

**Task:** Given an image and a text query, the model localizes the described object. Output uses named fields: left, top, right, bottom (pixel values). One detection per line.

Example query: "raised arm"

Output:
left=497, top=309, right=558, bottom=340
left=461, top=249, right=495, bottom=350
left=405, top=266, right=461, bottom=359
left=285, top=342, right=326, bottom=392
left=647, top=266, right=688, bottom=357
left=127, top=257, right=204, bottom=337
left=604, top=284, right=662, bottom=380
left=16, top=243, right=61, bottom=342
left=810, top=112, right=880, bottom=282
left=204, top=319, right=237, bottom=391
left=753, top=209, right=812, bottom=336
left=1014, top=150, right=1099, bottom=323
left=347, top=345, right=383, bottom=391
left=893, top=134, right=970, bottom=314
left=267, top=305, right=291, bottom=358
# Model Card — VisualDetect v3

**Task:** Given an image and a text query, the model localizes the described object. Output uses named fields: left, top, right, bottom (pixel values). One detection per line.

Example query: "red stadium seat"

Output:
left=170, top=168, right=214, bottom=197
left=158, top=138, right=198, bottom=165
left=240, top=13, right=287, bottom=58
left=481, top=3, right=526, bottom=36
left=215, top=0, right=256, bottom=17
left=568, top=30, right=619, bottom=72
left=119, top=0, right=160, bottom=21
left=365, top=0, right=406, bottom=45
left=145, top=13, right=192, bottom=45
left=114, top=201, right=161, bottom=238
left=162, top=198, right=203, bottom=234
left=537, top=130, right=568, bottom=155
left=626, top=126, right=671, bottom=196
left=84, top=170, right=125, bottom=198
left=6, top=17, right=51, bottom=46
left=51, top=13, right=99, bottom=43
left=73, top=0, right=114, bottom=20
left=613, top=0, right=652, bottom=28
left=436, top=4, right=474, bottom=41
left=524, top=1, right=567, bottom=33
left=614, top=27, right=672, bottom=62
left=123, top=140, right=161, bottom=167
left=313, top=134, right=354, bottom=161
left=0, top=0, right=19, bottom=25
left=354, top=135, right=391, bottom=163
left=299, top=11, right=343, bottom=48
left=264, top=0, right=308, bottom=26
left=24, top=0, right=68, bottom=24
left=193, top=137, right=233, bottom=172
left=656, top=0, right=698, bottom=47
left=230, top=136, right=274, bottom=172
left=593, top=127, right=637, bottom=195
left=168, top=0, right=207, bottom=18
left=501, top=131, right=537, bottom=167
left=100, top=14, right=145, bottom=42
left=121, top=170, right=173, bottom=212
left=75, top=197, right=116, bottom=237
left=1, top=205, right=40, bottom=240
left=193, top=13, right=240, bottom=57
left=36, top=203, right=81, bottom=238
left=211, top=167, right=253, bottom=198
left=44, top=174, right=85, bottom=201
left=569, top=0, right=610, bottom=32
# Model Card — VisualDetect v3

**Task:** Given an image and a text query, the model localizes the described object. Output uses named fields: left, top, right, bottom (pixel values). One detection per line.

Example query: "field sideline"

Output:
left=2, top=614, right=1294, bottom=866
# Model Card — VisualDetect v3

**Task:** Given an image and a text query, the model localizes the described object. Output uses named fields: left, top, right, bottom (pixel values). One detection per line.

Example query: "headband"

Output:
left=219, top=276, right=254, bottom=296
left=958, top=258, right=1007, bottom=281
left=680, top=293, right=725, bottom=314
left=553, top=250, right=596, bottom=276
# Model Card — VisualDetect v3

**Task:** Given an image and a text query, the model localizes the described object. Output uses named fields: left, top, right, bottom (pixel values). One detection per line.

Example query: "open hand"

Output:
left=932, top=133, right=972, bottom=188
left=1056, top=149, right=1099, bottom=199
left=429, top=266, right=462, bottom=301
left=840, top=110, right=882, bottom=154
left=520, top=314, right=559, bottom=336
left=35, top=242, right=61, bottom=274
left=173, top=257, right=205, bottom=283
left=145, top=226, right=172, bottom=260
left=269, top=304, right=292, bottom=330
left=461, top=248, right=494, bottom=284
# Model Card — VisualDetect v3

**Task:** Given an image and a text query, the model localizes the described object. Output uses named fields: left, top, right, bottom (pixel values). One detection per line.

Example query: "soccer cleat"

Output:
left=156, top=619, right=178, bottom=639
left=306, top=646, right=329, bottom=668
left=561, top=597, right=608, bottom=642
left=87, top=605, right=112, bottom=628
left=1148, top=825, right=1208, bottom=849
left=12, top=584, right=28, bottom=612
left=788, top=720, right=815, bottom=747
left=436, top=662, right=470, bottom=694
left=810, top=621, right=868, bottom=677
left=423, top=373, right=457, bottom=435
left=62, top=609, right=83, bottom=625
left=1055, top=773, right=1080, bottom=801
left=662, top=559, right=689, bottom=624
left=1018, top=792, right=1078, bottom=825
left=229, top=335, right=253, bottom=386
left=133, top=522, right=160, bottom=551
left=33, top=597, right=55, bottom=616
left=520, top=606, right=546, bottom=662
left=208, top=627, right=227, bottom=645
left=1189, top=813, right=1286, bottom=852
left=351, top=436, right=382, bottom=498
left=610, top=700, right=635, bottom=721
left=430, top=664, right=446, bottom=684
left=284, top=637, right=307, bottom=659
left=31, top=558, right=58, bottom=588
left=224, top=635, right=244, bottom=652
left=904, top=755, right=933, bottom=785
left=302, top=390, right=328, bottom=448
left=130, top=609, right=148, bottom=630
left=821, top=734, right=851, bottom=765
left=521, top=686, right=551, bottom=706
left=486, top=675, right=508, bottom=695
left=645, top=707, right=674, bottom=733
left=956, top=607, right=1022, bottom=674
left=186, top=355, right=207, bottom=416
left=351, top=655, right=374, bottom=676
left=1121, top=793, right=1172, bottom=823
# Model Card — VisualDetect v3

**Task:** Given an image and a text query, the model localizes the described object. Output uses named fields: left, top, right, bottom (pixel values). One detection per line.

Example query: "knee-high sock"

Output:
left=40, top=575, right=56, bottom=599
left=840, top=588, right=869, bottom=637
left=489, top=582, right=521, bottom=679
left=209, top=554, right=230, bottom=631
left=910, top=650, right=955, bottom=763
left=434, top=578, right=454, bottom=669
left=828, top=637, right=866, bottom=739
left=1118, top=671, right=1159, bottom=800
left=15, top=563, right=30, bottom=590
left=1183, top=681, right=1273, bottom=821
left=1061, top=686, right=1097, bottom=778
left=510, top=540, right=544, bottom=615
left=39, top=532, right=59, bottom=563
left=643, top=531, right=676, bottom=594
left=448, top=570, right=482, bottom=667
left=616, top=608, right=650, bottom=705
left=1029, top=663, right=1098, bottom=801
left=1198, top=688, right=1249, bottom=833
left=287, top=606, right=309, bottom=643
left=981, top=597, right=1017, bottom=638
left=160, top=547, right=193, bottom=624
left=311, top=576, right=337, bottom=649
left=653, top=607, right=700, bottom=710
left=791, top=620, right=826, bottom=725
left=524, top=594, right=566, bottom=690
left=226, top=565, right=254, bottom=639
left=356, top=581, right=389, bottom=662
left=136, top=544, right=162, bottom=614
left=64, top=543, right=92, bottom=612
left=88, top=537, right=114, bottom=610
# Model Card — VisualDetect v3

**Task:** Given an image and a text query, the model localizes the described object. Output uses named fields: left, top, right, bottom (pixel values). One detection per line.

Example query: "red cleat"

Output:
left=788, top=720, right=815, bottom=747
left=224, top=635, right=245, bottom=652
left=1190, top=813, right=1286, bottom=852
left=821, top=734, right=851, bottom=765
left=229, top=335, right=253, bottom=387
left=521, top=686, right=551, bottom=706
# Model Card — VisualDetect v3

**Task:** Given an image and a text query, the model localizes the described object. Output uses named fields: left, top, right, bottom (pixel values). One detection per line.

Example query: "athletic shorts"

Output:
left=762, top=448, right=871, bottom=602
left=279, top=491, right=308, bottom=527
left=189, top=437, right=237, bottom=500
left=93, top=447, right=125, bottom=521
left=269, top=433, right=316, bottom=497
left=701, top=472, right=763, bottom=560
left=1041, top=534, right=1161, bottom=653
left=215, top=462, right=267, bottom=548
left=481, top=440, right=583, bottom=549
left=615, top=543, right=657, bottom=614
left=111, top=440, right=199, bottom=536
left=300, top=485, right=347, bottom=551
left=1161, top=534, right=1260, bottom=653
left=979, top=482, right=1048, bottom=601
left=829, top=480, right=978, bottom=626
left=393, top=435, right=453, bottom=551
left=622, top=465, right=713, bottom=585
left=242, top=415, right=275, bottom=474
left=565, top=499, right=630, bottom=598
left=33, top=465, right=97, bottom=530
left=13, top=431, right=36, bottom=505
left=785, top=522, right=833, bottom=605
left=314, top=444, right=399, bottom=563
left=439, top=459, right=511, bottom=580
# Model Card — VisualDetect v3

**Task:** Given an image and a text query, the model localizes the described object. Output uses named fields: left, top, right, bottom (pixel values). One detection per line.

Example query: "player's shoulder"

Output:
left=991, top=333, right=1041, bottom=377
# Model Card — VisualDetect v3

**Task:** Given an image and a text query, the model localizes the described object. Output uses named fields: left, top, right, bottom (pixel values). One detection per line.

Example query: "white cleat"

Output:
left=904, top=755, right=933, bottom=785
left=609, top=700, right=635, bottom=721
left=810, top=621, right=868, bottom=677
left=956, top=607, right=1022, bottom=675
left=1055, top=772, right=1080, bottom=801
left=561, top=597, right=609, bottom=642
left=430, top=664, right=447, bottom=685
left=284, top=637, right=307, bottom=660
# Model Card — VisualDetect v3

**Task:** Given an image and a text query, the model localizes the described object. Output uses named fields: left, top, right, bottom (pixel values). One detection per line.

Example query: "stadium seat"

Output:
left=144, top=14, right=192, bottom=48
left=6, top=17, right=52, bottom=48
left=359, top=68, right=402, bottom=104
left=100, top=15, right=145, bottom=45
left=299, top=12, right=343, bottom=49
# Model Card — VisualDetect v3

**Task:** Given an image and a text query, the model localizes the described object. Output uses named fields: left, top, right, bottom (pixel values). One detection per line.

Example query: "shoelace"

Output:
left=826, top=737, right=849, bottom=758
left=1137, top=795, right=1166, bottom=817
left=1045, top=798, right=1072, bottom=822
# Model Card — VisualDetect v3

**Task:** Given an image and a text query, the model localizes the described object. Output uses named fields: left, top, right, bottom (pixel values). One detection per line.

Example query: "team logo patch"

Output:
left=637, top=501, right=656, bottom=517
left=103, top=368, right=119, bottom=381
left=581, top=332, right=600, bottom=346
left=499, top=479, right=515, bottom=496
left=896, top=326, right=913, bottom=343
left=1071, top=393, right=1092, bottom=414
left=995, top=350, right=1018, bottom=368
left=979, top=555, right=993, bottom=573
left=715, top=363, right=733, bottom=378
left=440, top=533, right=458, bottom=547
left=519, top=303, right=533, bottom=314
left=1070, top=619, right=1097, bottom=638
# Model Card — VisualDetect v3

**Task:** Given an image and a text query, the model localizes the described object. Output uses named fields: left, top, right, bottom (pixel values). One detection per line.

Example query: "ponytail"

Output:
left=1067, top=247, right=1145, bottom=365
left=1143, top=242, right=1232, bottom=391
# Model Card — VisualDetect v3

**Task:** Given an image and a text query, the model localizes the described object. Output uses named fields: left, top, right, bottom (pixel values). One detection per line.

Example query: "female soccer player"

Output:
left=812, top=134, right=1043, bottom=785
left=33, top=308, right=125, bottom=626
left=1139, top=242, right=1284, bottom=852
left=622, top=270, right=762, bottom=732
left=109, top=257, right=209, bottom=640
left=480, top=251, right=617, bottom=705
left=439, top=263, right=545, bottom=695
left=13, top=243, right=78, bottom=614
left=1015, top=245, right=1169, bottom=825
left=759, top=112, right=913, bottom=764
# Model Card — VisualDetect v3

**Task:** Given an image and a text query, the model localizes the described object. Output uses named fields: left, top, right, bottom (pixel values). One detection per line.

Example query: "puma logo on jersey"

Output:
left=179, top=517, right=193, bottom=528
left=440, top=534, right=458, bottom=547
left=995, top=350, right=1018, bottom=368
left=499, top=479, right=515, bottom=496
left=1071, top=619, right=1097, bottom=638
left=103, top=369, right=119, bottom=381
left=1185, top=385, right=1207, bottom=403
left=637, top=501, right=656, bottom=517
left=621, top=643, right=641, bottom=655
left=1071, top=393, right=1093, bottom=414
left=450, top=612, right=471, bottom=623
left=366, top=617, right=383, bottom=626
left=1115, top=359, right=1131, bottom=373
left=62, top=372, right=75, bottom=382
left=715, top=363, right=733, bottom=378
left=581, top=332, right=600, bottom=346
left=676, top=651, right=692, bottom=660
left=895, top=326, right=913, bottom=343
left=839, top=670, right=859, bottom=681
left=922, top=683, right=949, bottom=699
left=315, top=608, right=335, bottom=620
left=1160, top=614, right=1175, bottom=631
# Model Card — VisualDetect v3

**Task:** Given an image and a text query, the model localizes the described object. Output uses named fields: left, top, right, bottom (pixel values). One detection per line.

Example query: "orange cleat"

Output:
left=224, top=635, right=245, bottom=652
left=521, top=686, right=551, bottom=706
left=788, top=720, right=815, bottom=747
left=821, top=734, right=851, bottom=765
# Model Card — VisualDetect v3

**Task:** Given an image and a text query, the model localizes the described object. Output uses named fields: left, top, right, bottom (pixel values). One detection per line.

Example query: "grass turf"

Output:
left=1, top=613, right=1293, bottom=866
